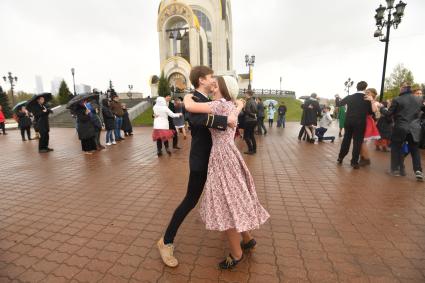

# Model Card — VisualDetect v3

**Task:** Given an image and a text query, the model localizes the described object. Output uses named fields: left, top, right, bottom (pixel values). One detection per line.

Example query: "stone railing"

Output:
left=239, top=89, right=296, bottom=98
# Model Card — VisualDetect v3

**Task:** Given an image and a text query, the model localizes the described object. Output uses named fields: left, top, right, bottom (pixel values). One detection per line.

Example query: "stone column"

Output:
left=189, top=27, right=200, bottom=66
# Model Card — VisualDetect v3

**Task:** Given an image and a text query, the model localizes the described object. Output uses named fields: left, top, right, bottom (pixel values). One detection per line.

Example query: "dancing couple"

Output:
left=157, top=66, right=270, bottom=269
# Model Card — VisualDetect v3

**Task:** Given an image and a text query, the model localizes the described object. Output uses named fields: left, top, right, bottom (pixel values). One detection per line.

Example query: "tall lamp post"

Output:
left=344, top=78, right=354, bottom=95
left=71, top=68, right=77, bottom=96
left=128, top=85, right=133, bottom=100
left=3, top=72, right=18, bottom=106
left=374, top=0, right=407, bottom=102
left=245, top=54, right=255, bottom=90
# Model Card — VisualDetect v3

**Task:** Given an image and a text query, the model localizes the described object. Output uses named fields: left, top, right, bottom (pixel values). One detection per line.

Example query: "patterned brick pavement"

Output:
left=0, top=123, right=424, bottom=283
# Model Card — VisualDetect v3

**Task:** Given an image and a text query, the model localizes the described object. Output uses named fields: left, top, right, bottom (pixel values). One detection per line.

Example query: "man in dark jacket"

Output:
left=32, top=96, right=53, bottom=153
left=157, top=66, right=237, bottom=268
left=256, top=97, right=267, bottom=135
left=110, top=94, right=124, bottom=141
left=337, top=81, right=372, bottom=169
left=380, top=84, right=424, bottom=181
left=244, top=90, right=258, bottom=154
left=165, top=95, right=179, bottom=149
left=17, top=106, right=32, bottom=141
left=277, top=102, right=287, bottom=128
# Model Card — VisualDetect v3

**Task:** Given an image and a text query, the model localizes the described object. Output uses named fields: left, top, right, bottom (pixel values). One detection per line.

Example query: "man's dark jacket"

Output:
left=31, top=103, right=52, bottom=133
left=338, top=92, right=372, bottom=125
left=188, top=91, right=227, bottom=172
left=381, top=93, right=424, bottom=143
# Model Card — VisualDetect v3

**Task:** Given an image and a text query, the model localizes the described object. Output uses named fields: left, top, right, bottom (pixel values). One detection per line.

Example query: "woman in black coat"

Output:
left=17, top=106, right=33, bottom=141
left=301, top=94, right=321, bottom=143
left=75, top=101, right=97, bottom=154
left=121, top=103, right=133, bottom=136
left=101, top=99, right=116, bottom=145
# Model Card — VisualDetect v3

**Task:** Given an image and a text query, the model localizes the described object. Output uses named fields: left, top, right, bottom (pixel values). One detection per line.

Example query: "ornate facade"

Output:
left=151, top=0, right=234, bottom=94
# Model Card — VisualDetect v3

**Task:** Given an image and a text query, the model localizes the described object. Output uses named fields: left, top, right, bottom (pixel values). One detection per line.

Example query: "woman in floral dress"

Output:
left=184, top=76, right=270, bottom=269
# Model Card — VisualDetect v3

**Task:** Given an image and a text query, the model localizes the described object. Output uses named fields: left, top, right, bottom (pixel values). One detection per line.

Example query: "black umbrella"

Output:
left=66, top=93, right=99, bottom=109
left=26, top=93, right=53, bottom=113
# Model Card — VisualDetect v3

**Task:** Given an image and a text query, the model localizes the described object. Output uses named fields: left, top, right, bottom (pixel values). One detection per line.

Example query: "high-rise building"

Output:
left=35, top=75, right=44, bottom=94
left=51, top=77, right=64, bottom=96
left=76, top=84, right=91, bottom=94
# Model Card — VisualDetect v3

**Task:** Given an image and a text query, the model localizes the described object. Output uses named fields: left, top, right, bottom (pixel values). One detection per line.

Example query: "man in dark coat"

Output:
left=157, top=66, right=237, bottom=268
left=31, top=96, right=53, bottom=153
left=165, top=95, right=179, bottom=148
left=380, top=84, right=425, bottom=181
left=337, top=81, right=372, bottom=169
left=301, top=93, right=321, bottom=143
left=256, top=97, right=267, bottom=135
left=17, top=106, right=33, bottom=141
left=244, top=90, right=258, bottom=154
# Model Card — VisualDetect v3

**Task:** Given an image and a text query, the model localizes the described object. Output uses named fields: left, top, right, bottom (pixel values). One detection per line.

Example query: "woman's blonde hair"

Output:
left=366, top=88, right=378, bottom=99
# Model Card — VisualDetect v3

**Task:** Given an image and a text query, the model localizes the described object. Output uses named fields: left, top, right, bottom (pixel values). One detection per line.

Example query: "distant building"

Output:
left=76, top=84, right=91, bottom=94
left=51, top=77, right=64, bottom=96
left=35, top=75, right=44, bottom=94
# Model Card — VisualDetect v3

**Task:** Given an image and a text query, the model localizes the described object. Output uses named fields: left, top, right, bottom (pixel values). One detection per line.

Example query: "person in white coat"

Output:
left=152, top=96, right=182, bottom=156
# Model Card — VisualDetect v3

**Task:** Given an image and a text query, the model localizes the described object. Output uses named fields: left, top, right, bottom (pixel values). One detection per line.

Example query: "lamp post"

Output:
left=344, top=78, right=354, bottom=95
left=374, top=0, right=407, bottom=101
left=245, top=54, right=255, bottom=90
left=71, top=68, right=77, bottom=96
left=128, top=85, right=133, bottom=100
left=280, top=76, right=282, bottom=95
left=3, top=72, right=18, bottom=106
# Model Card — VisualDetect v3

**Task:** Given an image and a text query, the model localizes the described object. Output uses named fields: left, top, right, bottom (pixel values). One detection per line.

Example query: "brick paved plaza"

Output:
left=0, top=123, right=424, bottom=282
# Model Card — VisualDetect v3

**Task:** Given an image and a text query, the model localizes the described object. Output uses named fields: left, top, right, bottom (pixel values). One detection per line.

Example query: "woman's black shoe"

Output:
left=157, top=151, right=163, bottom=156
left=218, top=254, right=243, bottom=270
left=166, top=149, right=172, bottom=155
left=241, top=239, right=257, bottom=251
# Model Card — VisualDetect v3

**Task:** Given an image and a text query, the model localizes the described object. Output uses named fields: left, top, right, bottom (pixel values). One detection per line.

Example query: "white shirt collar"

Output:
left=358, top=91, right=365, bottom=94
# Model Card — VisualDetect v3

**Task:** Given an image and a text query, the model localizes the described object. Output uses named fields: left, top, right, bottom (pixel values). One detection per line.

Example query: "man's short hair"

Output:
left=311, top=93, right=317, bottom=98
left=246, top=90, right=254, bottom=97
left=357, top=81, right=368, bottom=91
left=189, top=66, right=214, bottom=89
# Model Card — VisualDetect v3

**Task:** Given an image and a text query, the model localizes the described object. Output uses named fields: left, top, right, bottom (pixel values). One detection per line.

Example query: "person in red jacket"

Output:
left=0, top=105, right=7, bottom=135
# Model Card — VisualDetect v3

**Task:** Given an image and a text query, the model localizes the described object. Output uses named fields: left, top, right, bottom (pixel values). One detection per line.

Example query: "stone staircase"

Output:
left=49, top=109, right=76, bottom=128
left=49, top=99, right=147, bottom=128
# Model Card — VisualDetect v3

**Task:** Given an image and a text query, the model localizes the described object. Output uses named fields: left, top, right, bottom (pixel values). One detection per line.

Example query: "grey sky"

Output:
left=0, top=0, right=424, bottom=99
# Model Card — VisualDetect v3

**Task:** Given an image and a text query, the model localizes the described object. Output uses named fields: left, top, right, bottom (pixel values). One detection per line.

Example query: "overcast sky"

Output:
left=0, top=0, right=424, bottom=99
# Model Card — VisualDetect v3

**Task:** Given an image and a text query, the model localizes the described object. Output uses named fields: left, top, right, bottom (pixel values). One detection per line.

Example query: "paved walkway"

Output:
left=0, top=123, right=424, bottom=283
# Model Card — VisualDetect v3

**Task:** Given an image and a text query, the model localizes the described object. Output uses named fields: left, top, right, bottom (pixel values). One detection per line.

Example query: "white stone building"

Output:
left=151, top=0, right=235, bottom=95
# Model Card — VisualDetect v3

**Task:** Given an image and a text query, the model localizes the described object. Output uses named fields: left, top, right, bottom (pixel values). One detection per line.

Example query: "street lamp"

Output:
left=245, top=54, right=255, bottom=90
left=3, top=72, right=18, bottom=106
left=71, top=68, right=77, bottom=96
left=344, top=78, right=354, bottom=95
left=128, top=85, right=133, bottom=100
left=374, top=0, right=407, bottom=101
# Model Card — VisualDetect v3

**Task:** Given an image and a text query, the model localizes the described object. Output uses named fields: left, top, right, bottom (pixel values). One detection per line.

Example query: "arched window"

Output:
left=193, top=10, right=212, bottom=32
left=193, top=10, right=212, bottom=68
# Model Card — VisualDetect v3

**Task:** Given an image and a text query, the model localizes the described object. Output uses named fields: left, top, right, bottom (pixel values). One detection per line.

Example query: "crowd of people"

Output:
left=297, top=81, right=425, bottom=182
left=70, top=93, right=134, bottom=154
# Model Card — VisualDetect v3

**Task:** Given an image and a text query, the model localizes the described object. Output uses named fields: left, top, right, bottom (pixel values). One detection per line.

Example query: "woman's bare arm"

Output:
left=183, top=94, right=212, bottom=114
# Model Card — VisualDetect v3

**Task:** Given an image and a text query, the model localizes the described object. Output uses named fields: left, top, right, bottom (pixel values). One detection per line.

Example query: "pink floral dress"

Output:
left=199, top=99, right=270, bottom=232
